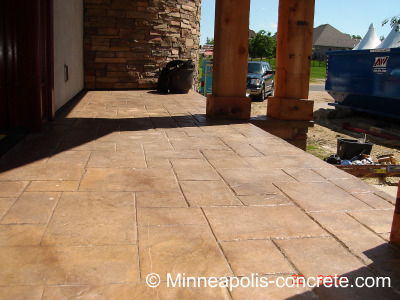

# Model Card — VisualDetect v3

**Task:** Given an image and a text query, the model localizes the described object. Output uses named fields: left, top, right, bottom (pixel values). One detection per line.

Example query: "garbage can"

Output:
left=169, top=68, right=195, bottom=93
left=157, top=60, right=195, bottom=93
left=337, top=138, right=373, bottom=160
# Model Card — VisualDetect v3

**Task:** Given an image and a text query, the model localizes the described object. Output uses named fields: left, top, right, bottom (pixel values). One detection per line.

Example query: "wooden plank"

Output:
left=274, top=0, right=315, bottom=100
left=206, top=95, right=251, bottom=119
left=267, top=0, right=315, bottom=121
left=212, top=0, right=250, bottom=97
left=267, top=97, right=314, bottom=120
left=337, top=165, right=400, bottom=177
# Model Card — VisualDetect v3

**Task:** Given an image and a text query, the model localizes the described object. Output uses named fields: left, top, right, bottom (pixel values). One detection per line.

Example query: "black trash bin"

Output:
left=337, top=138, right=373, bottom=160
left=157, top=60, right=195, bottom=94
left=169, top=68, right=195, bottom=93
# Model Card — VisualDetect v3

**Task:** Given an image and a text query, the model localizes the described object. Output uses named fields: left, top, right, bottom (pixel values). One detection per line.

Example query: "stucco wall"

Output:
left=313, top=45, right=352, bottom=61
left=84, top=0, right=201, bottom=90
left=54, top=0, right=84, bottom=111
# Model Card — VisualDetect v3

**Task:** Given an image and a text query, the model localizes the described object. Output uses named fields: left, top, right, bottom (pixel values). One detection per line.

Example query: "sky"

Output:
left=199, top=0, right=400, bottom=45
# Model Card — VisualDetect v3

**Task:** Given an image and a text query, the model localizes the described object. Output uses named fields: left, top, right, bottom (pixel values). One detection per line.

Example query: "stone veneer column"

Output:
left=84, top=0, right=201, bottom=89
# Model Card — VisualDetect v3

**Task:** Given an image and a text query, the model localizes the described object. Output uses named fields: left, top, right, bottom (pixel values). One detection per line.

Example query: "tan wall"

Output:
left=312, top=45, right=351, bottom=61
left=84, top=0, right=201, bottom=90
left=54, top=0, right=84, bottom=111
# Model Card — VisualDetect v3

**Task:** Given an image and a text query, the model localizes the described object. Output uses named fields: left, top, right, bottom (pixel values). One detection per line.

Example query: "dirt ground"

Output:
left=307, top=90, right=400, bottom=161
left=251, top=88, right=400, bottom=196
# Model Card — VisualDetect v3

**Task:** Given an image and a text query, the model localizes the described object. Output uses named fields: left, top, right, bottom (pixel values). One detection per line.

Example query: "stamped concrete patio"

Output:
left=0, top=91, right=399, bottom=299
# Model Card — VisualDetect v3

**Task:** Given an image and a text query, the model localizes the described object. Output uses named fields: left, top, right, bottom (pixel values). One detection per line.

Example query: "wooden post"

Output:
left=390, top=181, right=400, bottom=245
left=206, top=0, right=251, bottom=119
left=267, top=0, right=315, bottom=120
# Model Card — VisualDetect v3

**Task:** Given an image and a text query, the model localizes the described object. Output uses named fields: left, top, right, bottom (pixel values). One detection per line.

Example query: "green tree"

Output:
left=382, top=14, right=400, bottom=30
left=205, top=37, right=214, bottom=44
left=351, top=35, right=362, bottom=39
left=248, top=30, right=276, bottom=60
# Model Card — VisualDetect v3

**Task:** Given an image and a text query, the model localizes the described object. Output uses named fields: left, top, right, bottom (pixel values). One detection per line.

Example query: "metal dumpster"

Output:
left=325, top=47, right=400, bottom=119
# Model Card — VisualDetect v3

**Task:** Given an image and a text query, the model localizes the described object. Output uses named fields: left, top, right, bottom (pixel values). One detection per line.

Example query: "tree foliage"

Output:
left=248, top=30, right=276, bottom=60
left=382, top=14, right=400, bottom=30
left=205, top=37, right=214, bottom=44
left=351, top=35, right=362, bottom=39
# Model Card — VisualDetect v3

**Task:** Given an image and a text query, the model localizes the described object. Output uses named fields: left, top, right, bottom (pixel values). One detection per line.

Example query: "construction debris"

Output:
left=323, top=137, right=400, bottom=177
left=377, top=154, right=398, bottom=165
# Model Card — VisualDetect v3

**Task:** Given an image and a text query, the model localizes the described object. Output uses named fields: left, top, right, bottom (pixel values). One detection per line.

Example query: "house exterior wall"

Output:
left=312, top=45, right=352, bottom=61
left=54, top=0, right=84, bottom=111
left=84, top=0, right=201, bottom=90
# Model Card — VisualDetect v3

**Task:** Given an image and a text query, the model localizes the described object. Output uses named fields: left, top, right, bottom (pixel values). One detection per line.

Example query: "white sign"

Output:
left=373, top=56, right=389, bottom=73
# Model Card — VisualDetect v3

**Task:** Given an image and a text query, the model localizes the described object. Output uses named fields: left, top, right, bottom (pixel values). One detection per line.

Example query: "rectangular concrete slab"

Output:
left=203, top=206, right=328, bottom=241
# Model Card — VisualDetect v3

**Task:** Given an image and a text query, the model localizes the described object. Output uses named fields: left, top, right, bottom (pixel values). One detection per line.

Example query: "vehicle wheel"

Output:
left=268, top=83, right=274, bottom=98
left=255, top=85, right=265, bottom=102
left=263, top=84, right=267, bottom=99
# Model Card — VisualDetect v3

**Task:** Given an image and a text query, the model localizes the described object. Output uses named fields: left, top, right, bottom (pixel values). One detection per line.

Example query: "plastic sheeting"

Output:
left=376, top=24, right=400, bottom=49
left=353, top=23, right=381, bottom=50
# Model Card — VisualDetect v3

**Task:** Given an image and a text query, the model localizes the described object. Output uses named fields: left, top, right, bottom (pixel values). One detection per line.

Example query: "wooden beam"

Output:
left=206, top=95, right=251, bottom=119
left=206, top=0, right=251, bottom=119
left=267, top=97, right=313, bottom=121
left=267, top=0, right=315, bottom=120
left=337, top=165, right=400, bottom=177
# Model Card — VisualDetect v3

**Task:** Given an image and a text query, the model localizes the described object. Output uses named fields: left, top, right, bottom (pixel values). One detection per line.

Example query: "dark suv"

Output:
left=246, top=61, right=274, bottom=101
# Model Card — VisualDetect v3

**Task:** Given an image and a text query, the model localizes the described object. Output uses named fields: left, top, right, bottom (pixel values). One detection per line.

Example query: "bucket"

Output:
left=337, top=138, right=373, bottom=160
left=169, top=68, right=195, bottom=94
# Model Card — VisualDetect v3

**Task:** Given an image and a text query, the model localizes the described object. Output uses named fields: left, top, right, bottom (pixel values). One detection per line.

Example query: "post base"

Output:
left=206, top=95, right=251, bottom=119
left=267, top=97, right=314, bottom=121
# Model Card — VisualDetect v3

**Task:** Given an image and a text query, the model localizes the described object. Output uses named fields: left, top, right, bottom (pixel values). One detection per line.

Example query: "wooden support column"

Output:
left=390, top=181, right=400, bottom=246
left=267, top=0, right=315, bottom=120
left=206, top=0, right=251, bottom=119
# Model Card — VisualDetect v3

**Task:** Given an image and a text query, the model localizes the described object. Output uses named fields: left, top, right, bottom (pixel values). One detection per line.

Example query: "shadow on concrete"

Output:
left=0, top=90, right=247, bottom=172
left=287, top=242, right=400, bottom=299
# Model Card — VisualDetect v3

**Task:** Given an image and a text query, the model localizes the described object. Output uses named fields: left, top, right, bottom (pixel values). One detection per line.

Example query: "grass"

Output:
left=198, top=55, right=204, bottom=83
left=306, top=144, right=327, bottom=160
left=250, top=58, right=327, bottom=82
left=310, top=66, right=327, bottom=83
left=249, top=58, right=276, bottom=69
left=198, top=56, right=327, bottom=88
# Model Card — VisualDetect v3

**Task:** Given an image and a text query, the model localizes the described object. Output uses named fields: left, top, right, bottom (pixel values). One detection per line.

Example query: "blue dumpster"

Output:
left=325, top=47, right=400, bottom=119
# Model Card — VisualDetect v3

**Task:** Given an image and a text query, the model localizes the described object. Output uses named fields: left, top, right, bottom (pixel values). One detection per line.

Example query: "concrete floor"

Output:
left=374, top=185, right=399, bottom=198
left=0, top=90, right=399, bottom=299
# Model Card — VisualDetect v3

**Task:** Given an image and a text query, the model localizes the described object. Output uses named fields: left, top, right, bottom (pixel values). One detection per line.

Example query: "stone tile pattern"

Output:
left=84, top=0, right=201, bottom=89
left=0, top=90, right=399, bottom=299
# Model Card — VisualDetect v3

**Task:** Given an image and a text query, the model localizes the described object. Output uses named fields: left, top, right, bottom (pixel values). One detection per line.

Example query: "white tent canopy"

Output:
left=353, top=23, right=381, bottom=50
left=376, top=24, right=400, bottom=49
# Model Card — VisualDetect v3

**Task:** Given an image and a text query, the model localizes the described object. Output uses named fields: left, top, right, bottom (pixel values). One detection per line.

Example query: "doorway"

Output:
left=0, top=0, right=53, bottom=131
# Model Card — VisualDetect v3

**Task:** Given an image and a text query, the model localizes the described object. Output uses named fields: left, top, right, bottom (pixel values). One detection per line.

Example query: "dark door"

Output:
left=1, top=0, right=53, bottom=131
left=0, top=1, right=7, bottom=128
left=39, top=0, right=54, bottom=124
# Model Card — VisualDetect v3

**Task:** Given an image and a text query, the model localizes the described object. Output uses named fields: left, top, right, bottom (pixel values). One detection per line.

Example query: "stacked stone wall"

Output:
left=84, top=0, right=201, bottom=89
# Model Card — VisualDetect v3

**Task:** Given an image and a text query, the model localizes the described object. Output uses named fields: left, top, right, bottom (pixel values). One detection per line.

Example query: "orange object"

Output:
left=390, top=181, right=400, bottom=245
